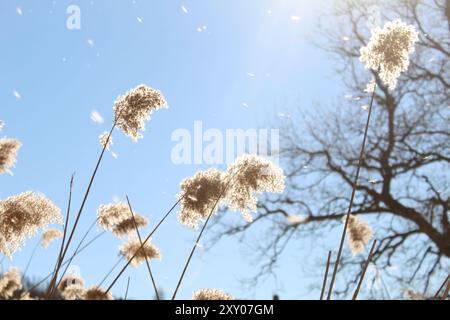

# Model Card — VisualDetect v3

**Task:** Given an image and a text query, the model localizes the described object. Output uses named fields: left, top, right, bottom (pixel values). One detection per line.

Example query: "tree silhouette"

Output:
left=211, top=0, right=449, bottom=298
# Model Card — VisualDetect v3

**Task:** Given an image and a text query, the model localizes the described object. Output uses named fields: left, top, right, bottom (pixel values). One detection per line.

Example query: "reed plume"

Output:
left=113, top=84, right=167, bottom=141
left=119, top=237, right=161, bottom=267
left=58, top=274, right=85, bottom=300
left=360, top=19, right=418, bottom=90
left=0, top=192, right=62, bottom=257
left=192, top=288, right=234, bottom=300
left=344, top=215, right=373, bottom=255
left=402, top=288, right=426, bottom=300
left=41, top=228, right=63, bottom=248
left=225, top=154, right=285, bottom=222
left=178, top=168, right=226, bottom=229
left=84, top=286, right=113, bottom=300
left=112, top=214, right=148, bottom=237
left=0, top=138, right=22, bottom=175
left=58, top=274, right=85, bottom=292
left=61, top=284, right=85, bottom=300
left=0, top=267, right=22, bottom=299
left=97, top=202, right=148, bottom=237
left=99, top=131, right=113, bottom=151
left=19, top=292, right=33, bottom=300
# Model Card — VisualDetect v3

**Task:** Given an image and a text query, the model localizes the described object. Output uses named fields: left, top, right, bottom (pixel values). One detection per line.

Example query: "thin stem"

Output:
left=320, top=251, right=332, bottom=300
left=441, top=278, right=450, bottom=300
left=126, top=195, right=160, bottom=300
left=46, top=173, right=74, bottom=298
left=171, top=207, right=214, bottom=300
left=59, top=123, right=115, bottom=262
left=52, top=106, right=124, bottom=291
left=327, top=83, right=377, bottom=300
left=434, top=273, right=449, bottom=299
left=372, top=261, right=392, bottom=300
left=58, top=174, right=75, bottom=264
left=22, top=240, right=40, bottom=281
left=124, top=277, right=130, bottom=300
left=46, top=120, right=116, bottom=298
left=99, top=257, right=123, bottom=287
left=54, top=220, right=99, bottom=291
left=352, top=240, right=377, bottom=300
left=26, top=232, right=104, bottom=293
left=104, top=197, right=182, bottom=295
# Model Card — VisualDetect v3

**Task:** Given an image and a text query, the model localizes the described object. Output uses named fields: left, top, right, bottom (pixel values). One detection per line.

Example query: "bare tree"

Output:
left=211, top=0, right=449, bottom=299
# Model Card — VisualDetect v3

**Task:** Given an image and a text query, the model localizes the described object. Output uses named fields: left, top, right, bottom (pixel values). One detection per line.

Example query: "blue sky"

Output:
left=0, top=0, right=350, bottom=299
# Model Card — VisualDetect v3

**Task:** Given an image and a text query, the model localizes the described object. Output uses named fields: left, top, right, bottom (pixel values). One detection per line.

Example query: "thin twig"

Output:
left=98, top=257, right=123, bottom=287
left=46, top=173, right=75, bottom=298
left=441, top=280, right=450, bottom=300
left=124, top=277, right=130, bottom=300
left=22, top=240, right=40, bottom=281
left=352, top=240, right=377, bottom=300
left=126, top=195, right=160, bottom=300
left=327, top=83, right=377, bottom=300
left=372, top=261, right=392, bottom=300
left=104, top=197, right=183, bottom=295
left=320, top=251, right=332, bottom=300
left=434, top=273, right=449, bottom=299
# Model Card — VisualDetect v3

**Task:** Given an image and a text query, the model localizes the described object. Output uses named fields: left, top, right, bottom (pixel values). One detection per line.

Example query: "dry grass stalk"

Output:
left=320, top=251, right=332, bottom=300
left=352, top=240, right=377, bottom=300
left=125, top=196, right=160, bottom=300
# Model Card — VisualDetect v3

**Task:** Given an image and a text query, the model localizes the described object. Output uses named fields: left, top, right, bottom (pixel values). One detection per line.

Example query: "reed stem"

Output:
left=352, top=240, right=377, bottom=300
left=126, top=195, right=160, bottom=300
left=327, top=83, right=377, bottom=300
left=46, top=174, right=75, bottom=298
left=320, top=251, right=332, bottom=300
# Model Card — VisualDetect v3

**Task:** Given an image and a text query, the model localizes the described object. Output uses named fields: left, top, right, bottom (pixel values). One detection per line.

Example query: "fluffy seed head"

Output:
left=119, top=237, right=161, bottom=267
left=360, top=19, right=418, bottom=90
left=61, top=284, right=85, bottom=300
left=0, top=267, right=22, bottom=299
left=0, top=192, right=63, bottom=257
left=344, top=215, right=373, bottom=255
left=402, top=288, right=426, bottom=300
left=177, top=168, right=226, bottom=229
left=225, top=154, right=285, bottom=222
left=19, top=292, right=34, bottom=300
left=364, top=79, right=376, bottom=93
left=41, top=228, right=63, bottom=248
left=0, top=120, right=4, bottom=131
left=58, top=274, right=85, bottom=292
left=58, top=274, right=85, bottom=300
left=113, top=84, right=167, bottom=141
left=111, top=214, right=148, bottom=237
left=192, top=288, right=234, bottom=300
left=97, top=202, right=148, bottom=237
left=99, top=131, right=113, bottom=151
left=83, top=286, right=113, bottom=300
left=97, top=202, right=131, bottom=231
left=0, top=138, right=22, bottom=175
